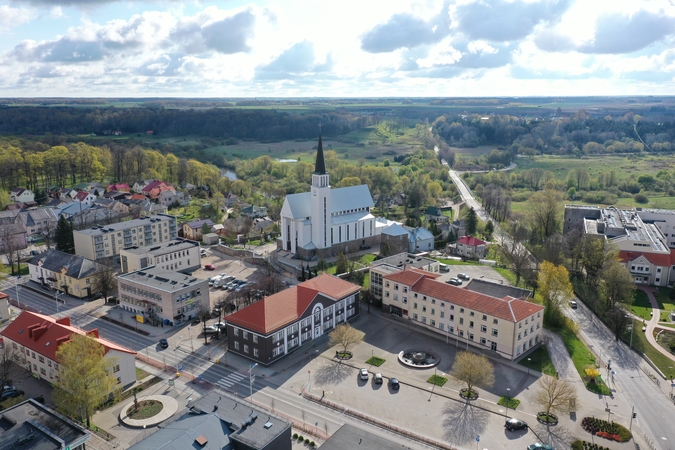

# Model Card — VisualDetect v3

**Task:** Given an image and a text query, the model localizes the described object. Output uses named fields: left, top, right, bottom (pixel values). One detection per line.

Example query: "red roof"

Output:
left=74, top=191, right=91, bottom=201
left=457, top=236, right=486, bottom=246
left=227, top=274, right=361, bottom=334
left=618, top=250, right=675, bottom=267
left=383, top=268, right=440, bottom=285
left=0, top=311, right=136, bottom=362
left=142, top=180, right=168, bottom=193
left=107, top=183, right=130, bottom=192
left=0, top=291, right=8, bottom=300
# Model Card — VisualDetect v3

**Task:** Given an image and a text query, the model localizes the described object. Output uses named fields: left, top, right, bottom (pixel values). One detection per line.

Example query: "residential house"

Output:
left=380, top=267, right=543, bottom=360
left=105, top=190, right=131, bottom=201
left=120, top=239, right=200, bottom=274
left=405, top=227, right=435, bottom=253
left=58, top=188, right=76, bottom=200
left=226, top=274, right=360, bottom=366
left=380, top=223, right=410, bottom=256
left=132, top=179, right=157, bottom=193
left=455, top=235, right=487, bottom=259
left=425, top=206, right=449, bottom=223
left=28, top=249, right=107, bottom=299
left=0, top=209, right=20, bottom=225
left=72, top=182, right=95, bottom=192
left=223, top=192, right=239, bottom=209
left=73, top=191, right=97, bottom=206
left=17, top=208, right=58, bottom=240
left=240, top=205, right=268, bottom=218
left=0, top=399, right=91, bottom=450
left=73, top=214, right=177, bottom=261
left=183, top=219, right=214, bottom=241
left=128, top=390, right=292, bottom=450
left=9, top=188, right=34, bottom=203
left=46, top=197, right=71, bottom=208
left=253, top=216, right=274, bottom=232
left=45, top=185, right=61, bottom=198
left=1, top=311, right=136, bottom=388
left=117, top=266, right=208, bottom=326
left=141, top=180, right=170, bottom=197
left=158, top=189, right=177, bottom=207
left=86, top=186, right=106, bottom=197
left=211, top=223, right=225, bottom=235
left=107, top=183, right=130, bottom=192
left=148, top=185, right=174, bottom=200
left=0, top=222, right=28, bottom=251
left=93, top=198, right=130, bottom=216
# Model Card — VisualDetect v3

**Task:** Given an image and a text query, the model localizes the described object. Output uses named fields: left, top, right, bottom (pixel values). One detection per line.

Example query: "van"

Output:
left=439, top=263, right=450, bottom=272
left=569, top=300, right=578, bottom=309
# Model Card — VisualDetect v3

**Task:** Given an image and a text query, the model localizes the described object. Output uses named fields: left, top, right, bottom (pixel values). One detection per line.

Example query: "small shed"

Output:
left=202, top=233, right=220, bottom=245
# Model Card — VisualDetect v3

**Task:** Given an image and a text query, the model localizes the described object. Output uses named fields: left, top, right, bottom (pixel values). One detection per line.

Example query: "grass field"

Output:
left=628, top=327, right=675, bottom=376
left=518, top=346, right=557, bottom=377
left=632, top=290, right=655, bottom=321
left=556, top=327, right=611, bottom=395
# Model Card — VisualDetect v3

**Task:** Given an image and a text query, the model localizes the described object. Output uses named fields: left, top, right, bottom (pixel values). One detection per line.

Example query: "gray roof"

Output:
left=129, top=391, right=291, bottom=450
left=118, top=266, right=206, bottom=292
left=320, top=424, right=405, bottom=450
left=29, top=249, right=103, bottom=279
left=370, top=252, right=438, bottom=270
left=406, top=227, right=434, bottom=242
left=185, top=219, right=214, bottom=229
left=122, top=239, right=198, bottom=256
left=18, top=208, right=57, bottom=226
left=283, top=184, right=374, bottom=219
left=0, top=399, right=90, bottom=450
left=75, top=214, right=175, bottom=236
left=465, top=278, right=532, bottom=299
left=381, top=223, right=408, bottom=237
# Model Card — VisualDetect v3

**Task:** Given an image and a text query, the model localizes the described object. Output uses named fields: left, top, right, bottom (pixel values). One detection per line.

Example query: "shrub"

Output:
left=305, top=437, right=311, bottom=443
left=298, top=435, right=304, bottom=441
left=581, top=417, right=632, bottom=442
left=293, top=433, right=298, bottom=439
left=310, top=441, right=316, bottom=447
left=634, top=193, right=649, bottom=204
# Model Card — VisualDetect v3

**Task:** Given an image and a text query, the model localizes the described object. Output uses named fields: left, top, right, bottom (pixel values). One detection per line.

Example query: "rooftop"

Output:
left=74, top=214, right=175, bottom=236
left=122, top=239, right=198, bottom=256
left=370, top=252, right=438, bottom=271
left=320, top=424, right=406, bottom=450
left=117, top=266, right=206, bottom=292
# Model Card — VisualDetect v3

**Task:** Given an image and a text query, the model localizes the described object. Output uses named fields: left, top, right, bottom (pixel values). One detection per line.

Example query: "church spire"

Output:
left=314, top=124, right=326, bottom=175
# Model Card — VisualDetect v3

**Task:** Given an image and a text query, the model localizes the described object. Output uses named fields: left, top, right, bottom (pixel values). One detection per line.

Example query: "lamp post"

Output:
left=505, top=387, right=511, bottom=418
left=527, top=358, right=531, bottom=376
left=626, top=314, right=635, bottom=350
left=54, top=290, right=61, bottom=314
left=188, top=326, right=194, bottom=353
left=14, top=276, right=21, bottom=310
left=249, top=363, right=258, bottom=400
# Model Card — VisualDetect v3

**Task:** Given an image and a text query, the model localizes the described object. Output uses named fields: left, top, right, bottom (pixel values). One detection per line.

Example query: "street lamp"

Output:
left=505, top=388, right=511, bottom=418
left=527, top=358, right=531, bottom=375
left=54, top=290, right=61, bottom=314
left=14, top=276, right=21, bottom=310
left=249, top=363, right=258, bottom=400
left=626, top=315, right=635, bottom=350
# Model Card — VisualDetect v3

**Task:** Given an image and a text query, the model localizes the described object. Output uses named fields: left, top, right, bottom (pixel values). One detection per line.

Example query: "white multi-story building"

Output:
left=120, top=239, right=201, bottom=274
left=73, top=214, right=177, bottom=261
left=0, top=311, right=136, bottom=388
left=117, top=266, right=208, bottom=326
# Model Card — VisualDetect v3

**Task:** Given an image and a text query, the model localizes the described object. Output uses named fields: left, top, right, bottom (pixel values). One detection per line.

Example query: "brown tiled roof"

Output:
left=0, top=311, right=136, bottom=362
left=618, top=250, right=675, bottom=267
left=412, top=277, right=542, bottom=322
left=227, top=274, right=361, bottom=335
left=383, top=268, right=440, bottom=284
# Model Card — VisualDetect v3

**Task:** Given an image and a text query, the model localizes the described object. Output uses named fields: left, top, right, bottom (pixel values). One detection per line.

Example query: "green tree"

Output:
left=529, top=189, right=563, bottom=243
left=538, top=261, right=574, bottom=327
left=53, top=334, right=120, bottom=427
left=91, top=267, right=117, bottom=301
left=55, top=215, right=75, bottom=254
left=601, top=259, right=635, bottom=309
left=335, top=253, right=348, bottom=275
left=484, top=220, right=494, bottom=240
left=463, top=207, right=478, bottom=236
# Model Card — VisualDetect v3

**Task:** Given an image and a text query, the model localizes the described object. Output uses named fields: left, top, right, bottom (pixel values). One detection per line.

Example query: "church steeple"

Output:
left=314, top=134, right=326, bottom=175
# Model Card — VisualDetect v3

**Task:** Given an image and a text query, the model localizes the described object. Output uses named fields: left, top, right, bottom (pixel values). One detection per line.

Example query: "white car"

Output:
left=359, top=368, right=369, bottom=381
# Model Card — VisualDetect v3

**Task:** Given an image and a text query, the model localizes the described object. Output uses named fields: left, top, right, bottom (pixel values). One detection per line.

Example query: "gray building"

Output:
left=129, top=390, right=292, bottom=450
left=120, top=238, right=200, bottom=274
left=320, top=424, right=407, bottom=450
left=117, top=265, right=208, bottom=326
left=369, top=252, right=440, bottom=302
left=73, top=214, right=177, bottom=261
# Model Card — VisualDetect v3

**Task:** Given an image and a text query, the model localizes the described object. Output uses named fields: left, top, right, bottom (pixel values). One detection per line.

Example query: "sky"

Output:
left=0, top=0, right=674, bottom=97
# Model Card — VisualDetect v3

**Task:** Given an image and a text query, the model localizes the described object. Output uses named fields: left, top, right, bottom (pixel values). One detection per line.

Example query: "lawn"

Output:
left=498, top=396, right=520, bottom=410
left=366, top=356, right=386, bottom=367
left=427, top=374, right=448, bottom=387
left=655, top=287, right=675, bottom=313
left=556, top=327, right=611, bottom=395
left=627, top=328, right=675, bottom=377
left=136, top=367, right=151, bottom=381
left=632, top=290, right=655, bottom=321
left=0, top=264, right=28, bottom=277
left=437, top=258, right=480, bottom=266
left=493, top=267, right=520, bottom=286
left=518, top=346, right=557, bottom=377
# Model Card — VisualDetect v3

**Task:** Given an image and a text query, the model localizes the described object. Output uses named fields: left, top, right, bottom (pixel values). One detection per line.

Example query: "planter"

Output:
left=335, top=351, right=352, bottom=360
left=537, top=412, right=559, bottom=425
left=459, top=388, right=478, bottom=400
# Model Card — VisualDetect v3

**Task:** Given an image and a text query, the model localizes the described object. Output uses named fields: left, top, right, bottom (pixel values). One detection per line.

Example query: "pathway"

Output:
left=640, top=288, right=675, bottom=367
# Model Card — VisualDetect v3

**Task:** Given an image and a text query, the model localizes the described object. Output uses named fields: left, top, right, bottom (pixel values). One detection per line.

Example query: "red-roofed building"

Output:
left=73, top=191, right=97, bottom=206
left=107, top=183, right=130, bottom=193
left=455, top=236, right=487, bottom=259
left=0, top=311, right=137, bottom=388
left=618, top=250, right=675, bottom=286
left=381, top=268, right=544, bottom=360
left=226, top=274, right=361, bottom=365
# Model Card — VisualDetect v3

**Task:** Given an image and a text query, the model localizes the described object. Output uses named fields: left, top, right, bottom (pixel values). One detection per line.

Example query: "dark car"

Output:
left=159, top=339, right=169, bottom=349
left=446, top=278, right=462, bottom=286
left=30, top=250, right=40, bottom=256
left=1, top=389, right=24, bottom=400
left=389, top=378, right=400, bottom=390
left=504, top=418, right=528, bottom=431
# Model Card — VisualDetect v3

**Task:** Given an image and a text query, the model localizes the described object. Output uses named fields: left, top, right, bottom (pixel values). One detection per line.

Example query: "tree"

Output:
left=0, top=346, right=21, bottom=399
left=497, top=221, right=531, bottom=286
left=577, top=235, right=612, bottom=287
left=535, top=377, right=577, bottom=419
left=451, top=351, right=494, bottom=396
left=335, top=253, right=348, bottom=275
left=463, top=207, right=478, bottom=236
left=328, top=323, right=364, bottom=355
left=0, top=224, right=22, bottom=276
left=528, top=189, right=563, bottom=243
left=538, top=261, right=574, bottom=327
left=91, top=266, right=117, bottom=301
left=606, top=306, right=631, bottom=341
left=201, top=222, right=211, bottom=239
left=484, top=220, right=494, bottom=240
left=600, top=259, right=635, bottom=309
left=53, top=334, right=120, bottom=427
left=54, top=215, right=75, bottom=254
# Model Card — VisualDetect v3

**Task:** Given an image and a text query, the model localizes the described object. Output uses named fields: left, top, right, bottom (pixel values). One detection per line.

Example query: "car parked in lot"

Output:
left=359, top=368, right=369, bottom=381
left=457, top=273, right=470, bottom=280
left=159, top=339, right=169, bottom=349
left=439, top=263, right=450, bottom=272
left=202, top=326, right=219, bottom=335
left=1, top=389, right=24, bottom=400
left=374, top=373, right=383, bottom=384
left=504, top=418, right=528, bottom=431
left=204, top=264, right=215, bottom=271
left=527, top=444, right=552, bottom=450
left=446, top=278, right=462, bottom=286
left=389, top=378, right=400, bottom=390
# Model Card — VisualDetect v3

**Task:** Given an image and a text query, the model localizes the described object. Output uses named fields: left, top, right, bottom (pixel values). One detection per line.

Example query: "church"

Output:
left=279, top=134, right=393, bottom=259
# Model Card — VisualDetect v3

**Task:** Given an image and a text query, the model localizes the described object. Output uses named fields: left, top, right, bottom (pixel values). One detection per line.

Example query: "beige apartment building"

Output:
left=73, top=214, right=177, bottom=261
left=117, top=266, right=208, bottom=327
left=381, top=268, right=544, bottom=360
left=120, top=238, right=201, bottom=274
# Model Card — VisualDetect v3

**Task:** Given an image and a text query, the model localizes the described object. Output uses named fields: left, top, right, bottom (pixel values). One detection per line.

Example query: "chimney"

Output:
left=86, top=329, right=99, bottom=338
left=55, top=317, right=71, bottom=326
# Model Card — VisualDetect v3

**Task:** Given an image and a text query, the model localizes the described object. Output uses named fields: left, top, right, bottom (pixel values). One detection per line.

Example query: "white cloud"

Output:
left=0, top=5, right=35, bottom=31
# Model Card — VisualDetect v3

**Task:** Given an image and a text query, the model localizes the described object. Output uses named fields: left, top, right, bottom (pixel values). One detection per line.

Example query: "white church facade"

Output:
left=279, top=135, right=394, bottom=259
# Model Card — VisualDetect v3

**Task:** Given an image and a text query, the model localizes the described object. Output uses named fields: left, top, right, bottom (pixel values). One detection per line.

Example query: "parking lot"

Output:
left=194, top=250, right=262, bottom=310
left=437, top=263, right=509, bottom=287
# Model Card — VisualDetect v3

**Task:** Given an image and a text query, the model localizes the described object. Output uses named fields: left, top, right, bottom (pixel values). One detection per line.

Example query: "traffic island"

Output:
left=120, top=395, right=178, bottom=428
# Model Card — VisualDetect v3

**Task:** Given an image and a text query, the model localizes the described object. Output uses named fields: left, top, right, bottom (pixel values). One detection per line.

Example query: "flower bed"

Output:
left=498, top=396, right=520, bottom=410
left=581, top=417, right=632, bottom=442
left=571, top=439, right=609, bottom=450
left=427, top=374, right=448, bottom=387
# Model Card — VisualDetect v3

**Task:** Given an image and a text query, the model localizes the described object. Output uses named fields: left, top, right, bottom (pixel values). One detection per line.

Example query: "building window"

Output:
left=469, top=321, right=474, bottom=328
left=492, top=329, right=498, bottom=336
left=234, top=341, right=240, bottom=350
left=414, top=302, right=418, bottom=309
left=393, top=294, right=398, bottom=301
left=38, top=356, right=44, bottom=363
left=422, top=306, right=427, bottom=312
left=243, top=331, right=249, bottom=339
left=254, top=348, right=259, bottom=357
left=518, top=333, right=521, bottom=340
left=469, top=311, right=474, bottom=317
left=440, top=311, right=445, bottom=318
left=460, top=308, right=464, bottom=313
left=481, top=325, right=487, bottom=332
left=440, top=323, right=445, bottom=330
left=459, top=318, right=464, bottom=325
left=422, top=317, right=427, bottom=323
left=402, top=297, right=408, bottom=304
left=244, top=345, right=249, bottom=353
left=493, top=318, right=498, bottom=324
left=413, top=313, right=418, bottom=320
left=468, top=333, right=474, bottom=340
left=431, top=320, right=436, bottom=327
left=394, top=284, right=399, bottom=291
left=482, top=315, right=487, bottom=321
left=480, top=337, right=487, bottom=345
left=253, top=335, right=258, bottom=343
left=233, top=328, right=239, bottom=337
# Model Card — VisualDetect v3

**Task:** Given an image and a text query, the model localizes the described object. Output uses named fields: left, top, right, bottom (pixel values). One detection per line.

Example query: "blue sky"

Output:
left=1, top=0, right=674, bottom=97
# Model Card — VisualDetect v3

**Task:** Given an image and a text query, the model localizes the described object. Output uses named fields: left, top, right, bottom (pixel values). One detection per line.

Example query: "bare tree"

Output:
left=90, top=266, right=117, bottom=301
left=328, top=323, right=364, bottom=355
left=451, top=351, right=494, bottom=397
left=497, top=221, right=532, bottom=286
left=0, top=346, right=22, bottom=399
left=0, top=224, right=23, bottom=276
left=535, top=377, right=577, bottom=420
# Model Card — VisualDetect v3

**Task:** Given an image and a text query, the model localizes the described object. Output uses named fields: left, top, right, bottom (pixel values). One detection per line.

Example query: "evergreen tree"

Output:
left=464, top=207, right=478, bottom=236
left=55, top=216, right=75, bottom=254
left=484, top=220, right=494, bottom=240
left=335, top=253, right=348, bottom=275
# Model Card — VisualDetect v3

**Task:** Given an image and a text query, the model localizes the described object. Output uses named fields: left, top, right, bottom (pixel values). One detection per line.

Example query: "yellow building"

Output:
left=28, top=249, right=108, bottom=299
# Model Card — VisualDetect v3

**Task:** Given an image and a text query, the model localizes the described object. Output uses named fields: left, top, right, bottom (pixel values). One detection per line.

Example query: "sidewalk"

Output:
left=641, top=287, right=675, bottom=366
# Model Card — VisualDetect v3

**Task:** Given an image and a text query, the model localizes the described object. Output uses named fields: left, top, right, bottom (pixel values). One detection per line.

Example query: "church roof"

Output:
left=283, top=185, right=374, bottom=220
left=314, top=134, right=326, bottom=175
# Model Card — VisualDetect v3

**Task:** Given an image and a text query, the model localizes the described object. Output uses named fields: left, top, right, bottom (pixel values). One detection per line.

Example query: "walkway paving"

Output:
left=638, top=288, right=675, bottom=367
left=119, top=395, right=178, bottom=427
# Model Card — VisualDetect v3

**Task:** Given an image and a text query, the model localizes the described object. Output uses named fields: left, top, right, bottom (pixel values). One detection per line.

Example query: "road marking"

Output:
left=217, top=372, right=246, bottom=387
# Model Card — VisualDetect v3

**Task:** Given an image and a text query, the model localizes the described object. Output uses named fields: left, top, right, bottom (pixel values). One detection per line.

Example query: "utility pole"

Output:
left=249, top=363, right=258, bottom=400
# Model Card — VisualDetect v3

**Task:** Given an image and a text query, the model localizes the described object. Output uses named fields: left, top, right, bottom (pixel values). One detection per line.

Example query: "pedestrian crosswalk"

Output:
left=216, top=372, right=246, bottom=389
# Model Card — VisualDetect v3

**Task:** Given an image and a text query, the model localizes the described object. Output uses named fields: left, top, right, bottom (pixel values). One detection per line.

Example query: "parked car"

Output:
left=457, top=273, right=470, bottom=280
left=389, top=378, right=400, bottom=390
left=359, top=368, right=369, bottom=381
left=1, top=389, right=24, bottom=400
left=200, top=248, right=207, bottom=256
left=204, top=264, right=215, bottom=271
left=374, top=373, right=383, bottom=384
left=569, top=300, right=578, bottom=309
left=30, top=250, right=40, bottom=256
left=2, top=385, right=16, bottom=392
left=159, top=339, right=169, bottom=349
left=202, top=326, right=219, bottom=335
left=446, top=278, right=462, bottom=286
left=527, top=444, right=552, bottom=450
left=213, top=322, right=227, bottom=331
left=439, top=263, right=450, bottom=272
left=504, top=418, right=528, bottom=431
